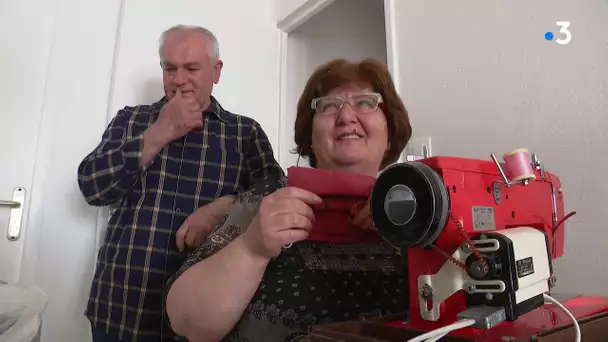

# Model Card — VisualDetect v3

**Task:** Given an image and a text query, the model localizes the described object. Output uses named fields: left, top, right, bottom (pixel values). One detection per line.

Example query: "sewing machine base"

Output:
left=306, top=295, right=608, bottom=341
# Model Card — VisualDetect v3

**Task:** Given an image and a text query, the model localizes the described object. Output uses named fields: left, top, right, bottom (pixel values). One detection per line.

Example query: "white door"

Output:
left=1, top=0, right=122, bottom=340
left=0, top=0, right=56, bottom=284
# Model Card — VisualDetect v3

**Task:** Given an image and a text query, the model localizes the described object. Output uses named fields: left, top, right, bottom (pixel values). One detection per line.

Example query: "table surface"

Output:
left=308, top=294, right=608, bottom=342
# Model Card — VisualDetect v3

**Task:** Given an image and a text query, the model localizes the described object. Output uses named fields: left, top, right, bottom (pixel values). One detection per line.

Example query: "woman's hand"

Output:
left=241, top=187, right=322, bottom=260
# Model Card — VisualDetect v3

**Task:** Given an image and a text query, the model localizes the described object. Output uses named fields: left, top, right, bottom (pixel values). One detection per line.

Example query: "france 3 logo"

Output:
left=545, top=21, right=572, bottom=45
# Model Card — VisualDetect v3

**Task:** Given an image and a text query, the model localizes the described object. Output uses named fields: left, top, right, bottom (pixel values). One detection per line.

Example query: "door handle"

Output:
left=0, top=200, right=21, bottom=208
left=1, top=187, right=25, bottom=241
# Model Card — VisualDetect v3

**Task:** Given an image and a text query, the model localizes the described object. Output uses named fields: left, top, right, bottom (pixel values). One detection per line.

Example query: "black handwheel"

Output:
left=370, top=161, right=450, bottom=248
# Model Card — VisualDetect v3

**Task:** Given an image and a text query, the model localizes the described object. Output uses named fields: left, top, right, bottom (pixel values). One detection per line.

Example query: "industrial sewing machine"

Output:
left=296, top=149, right=608, bottom=342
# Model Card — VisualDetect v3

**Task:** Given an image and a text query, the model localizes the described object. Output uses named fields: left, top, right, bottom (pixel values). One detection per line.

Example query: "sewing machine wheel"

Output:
left=371, top=162, right=450, bottom=248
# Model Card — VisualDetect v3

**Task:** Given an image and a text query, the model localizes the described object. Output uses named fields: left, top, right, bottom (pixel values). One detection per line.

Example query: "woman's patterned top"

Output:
left=165, top=175, right=409, bottom=342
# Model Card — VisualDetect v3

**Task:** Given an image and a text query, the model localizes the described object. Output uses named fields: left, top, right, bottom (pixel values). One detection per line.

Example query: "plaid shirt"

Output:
left=77, top=96, right=284, bottom=342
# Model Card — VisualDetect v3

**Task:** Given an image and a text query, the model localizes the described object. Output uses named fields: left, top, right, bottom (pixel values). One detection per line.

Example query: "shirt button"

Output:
left=175, top=208, right=181, bottom=213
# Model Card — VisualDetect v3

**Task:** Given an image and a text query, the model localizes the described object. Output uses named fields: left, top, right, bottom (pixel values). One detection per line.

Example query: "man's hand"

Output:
left=153, top=89, right=204, bottom=143
left=176, top=195, right=236, bottom=252
left=140, top=89, right=203, bottom=168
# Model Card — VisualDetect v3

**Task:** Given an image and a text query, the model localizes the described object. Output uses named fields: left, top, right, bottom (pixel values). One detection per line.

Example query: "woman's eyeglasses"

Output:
left=311, top=93, right=383, bottom=115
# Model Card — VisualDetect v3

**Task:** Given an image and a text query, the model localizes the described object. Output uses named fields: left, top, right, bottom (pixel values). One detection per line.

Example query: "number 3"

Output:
left=555, top=21, right=572, bottom=45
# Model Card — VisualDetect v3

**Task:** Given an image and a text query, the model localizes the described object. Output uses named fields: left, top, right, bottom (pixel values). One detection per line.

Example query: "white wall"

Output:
left=281, top=0, right=387, bottom=168
left=392, top=0, right=608, bottom=294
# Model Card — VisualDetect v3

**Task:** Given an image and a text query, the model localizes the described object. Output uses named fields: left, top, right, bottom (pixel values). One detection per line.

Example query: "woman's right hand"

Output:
left=241, top=186, right=322, bottom=260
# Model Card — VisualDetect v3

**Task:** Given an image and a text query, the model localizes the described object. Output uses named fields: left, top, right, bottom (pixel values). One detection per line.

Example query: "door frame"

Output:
left=274, top=0, right=401, bottom=166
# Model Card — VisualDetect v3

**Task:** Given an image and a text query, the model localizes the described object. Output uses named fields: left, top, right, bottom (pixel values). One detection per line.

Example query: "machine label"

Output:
left=472, top=206, right=496, bottom=231
left=516, top=257, right=535, bottom=278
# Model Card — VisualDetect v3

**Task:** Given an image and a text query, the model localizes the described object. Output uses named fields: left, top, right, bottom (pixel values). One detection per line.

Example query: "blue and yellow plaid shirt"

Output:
left=77, top=96, right=284, bottom=342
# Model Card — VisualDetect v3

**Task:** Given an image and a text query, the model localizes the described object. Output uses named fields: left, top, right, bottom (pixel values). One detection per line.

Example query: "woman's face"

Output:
left=311, top=83, right=389, bottom=175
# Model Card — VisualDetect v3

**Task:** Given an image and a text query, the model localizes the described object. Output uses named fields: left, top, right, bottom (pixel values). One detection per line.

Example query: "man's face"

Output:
left=160, top=31, right=223, bottom=108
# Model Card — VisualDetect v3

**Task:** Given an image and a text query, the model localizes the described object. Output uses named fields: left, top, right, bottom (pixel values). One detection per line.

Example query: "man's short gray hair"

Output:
left=159, top=24, right=220, bottom=61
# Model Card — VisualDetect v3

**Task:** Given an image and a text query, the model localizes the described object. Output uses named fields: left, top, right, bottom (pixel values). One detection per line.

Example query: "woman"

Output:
left=165, top=58, right=412, bottom=342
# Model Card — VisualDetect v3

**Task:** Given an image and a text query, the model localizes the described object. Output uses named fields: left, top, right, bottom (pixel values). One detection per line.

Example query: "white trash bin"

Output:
left=0, top=282, right=47, bottom=342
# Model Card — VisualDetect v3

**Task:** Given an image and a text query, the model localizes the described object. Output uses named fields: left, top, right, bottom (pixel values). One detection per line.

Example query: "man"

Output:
left=77, top=25, right=284, bottom=342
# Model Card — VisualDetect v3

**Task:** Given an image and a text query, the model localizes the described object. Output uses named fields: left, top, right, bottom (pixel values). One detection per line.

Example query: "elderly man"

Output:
left=77, top=25, right=284, bottom=342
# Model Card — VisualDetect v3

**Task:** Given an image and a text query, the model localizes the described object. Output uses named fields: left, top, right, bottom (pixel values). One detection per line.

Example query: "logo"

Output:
left=545, top=21, right=572, bottom=45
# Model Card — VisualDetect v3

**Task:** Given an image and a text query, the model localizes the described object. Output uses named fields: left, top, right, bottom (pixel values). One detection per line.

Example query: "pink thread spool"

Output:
left=503, top=149, right=536, bottom=182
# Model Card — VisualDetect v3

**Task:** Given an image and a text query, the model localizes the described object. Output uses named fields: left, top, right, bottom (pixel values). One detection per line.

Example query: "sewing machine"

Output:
left=306, top=150, right=608, bottom=341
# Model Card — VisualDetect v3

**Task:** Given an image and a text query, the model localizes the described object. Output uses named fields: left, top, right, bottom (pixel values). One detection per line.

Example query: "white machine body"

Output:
left=495, top=227, right=551, bottom=304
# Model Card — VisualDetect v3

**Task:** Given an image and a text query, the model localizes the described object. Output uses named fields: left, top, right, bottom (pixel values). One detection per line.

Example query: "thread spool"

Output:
left=503, top=149, right=536, bottom=182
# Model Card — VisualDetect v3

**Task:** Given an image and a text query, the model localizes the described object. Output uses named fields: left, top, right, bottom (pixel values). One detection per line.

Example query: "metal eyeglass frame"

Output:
left=310, top=92, right=384, bottom=114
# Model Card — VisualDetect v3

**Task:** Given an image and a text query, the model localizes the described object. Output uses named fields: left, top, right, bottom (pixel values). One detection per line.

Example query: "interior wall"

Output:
left=393, top=0, right=608, bottom=294
left=281, top=0, right=388, bottom=169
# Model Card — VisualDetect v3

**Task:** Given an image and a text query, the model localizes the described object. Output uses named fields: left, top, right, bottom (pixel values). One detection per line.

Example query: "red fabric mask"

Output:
left=287, top=166, right=382, bottom=243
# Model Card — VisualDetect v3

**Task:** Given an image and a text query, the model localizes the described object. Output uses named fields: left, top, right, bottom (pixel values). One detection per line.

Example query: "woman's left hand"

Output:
left=350, top=199, right=375, bottom=230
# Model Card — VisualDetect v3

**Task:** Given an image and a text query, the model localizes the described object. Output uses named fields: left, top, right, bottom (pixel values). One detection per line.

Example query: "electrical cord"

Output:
left=409, top=295, right=581, bottom=342
left=543, top=293, right=581, bottom=342
left=406, top=319, right=475, bottom=342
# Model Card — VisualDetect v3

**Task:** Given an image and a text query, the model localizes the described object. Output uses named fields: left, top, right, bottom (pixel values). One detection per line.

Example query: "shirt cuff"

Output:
left=121, top=133, right=144, bottom=174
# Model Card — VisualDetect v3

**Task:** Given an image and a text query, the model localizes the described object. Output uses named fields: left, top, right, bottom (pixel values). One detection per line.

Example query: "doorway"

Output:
left=276, top=0, right=400, bottom=169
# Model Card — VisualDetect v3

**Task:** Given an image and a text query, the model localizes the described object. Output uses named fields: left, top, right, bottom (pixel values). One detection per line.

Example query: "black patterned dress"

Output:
left=165, top=176, right=409, bottom=342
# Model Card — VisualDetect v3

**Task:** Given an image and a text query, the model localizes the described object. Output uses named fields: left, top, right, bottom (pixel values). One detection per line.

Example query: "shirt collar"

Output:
left=153, top=95, right=228, bottom=123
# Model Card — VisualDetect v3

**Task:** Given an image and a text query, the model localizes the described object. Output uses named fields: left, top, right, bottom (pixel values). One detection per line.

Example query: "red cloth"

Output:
left=287, top=167, right=382, bottom=243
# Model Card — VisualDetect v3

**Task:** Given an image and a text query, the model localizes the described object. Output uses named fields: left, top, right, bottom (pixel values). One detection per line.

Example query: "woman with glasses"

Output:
left=165, top=58, right=413, bottom=342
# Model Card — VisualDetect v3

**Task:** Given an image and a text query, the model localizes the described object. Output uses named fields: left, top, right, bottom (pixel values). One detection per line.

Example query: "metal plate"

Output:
left=492, top=183, right=501, bottom=204
left=6, top=187, right=25, bottom=241
left=472, top=206, right=496, bottom=231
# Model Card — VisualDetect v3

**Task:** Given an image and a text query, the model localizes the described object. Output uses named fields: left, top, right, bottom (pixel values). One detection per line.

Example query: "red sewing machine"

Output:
left=291, top=150, right=608, bottom=341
